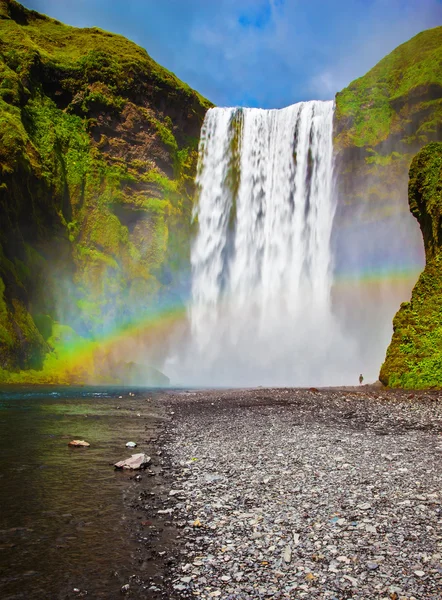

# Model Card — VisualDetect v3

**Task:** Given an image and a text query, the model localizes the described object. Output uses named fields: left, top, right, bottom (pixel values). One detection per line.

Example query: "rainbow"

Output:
left=0, top=263, right=425, bottom=385
left=333, top=265, right=422, bottom=287
left=2, top=301, right=188, bottom=385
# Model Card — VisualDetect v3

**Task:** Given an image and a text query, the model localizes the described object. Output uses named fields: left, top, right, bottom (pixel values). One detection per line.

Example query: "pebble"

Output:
left=155, top=388, right=442, bottom=598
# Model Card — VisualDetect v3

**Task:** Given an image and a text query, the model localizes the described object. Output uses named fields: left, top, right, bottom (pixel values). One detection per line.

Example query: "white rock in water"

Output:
left=114, top=453, right=151, bottom=470
left=126, top=441, right=137, bottom=448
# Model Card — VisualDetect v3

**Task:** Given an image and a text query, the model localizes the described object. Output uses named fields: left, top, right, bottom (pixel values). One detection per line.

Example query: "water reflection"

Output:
left=0, top=387, right=165, bottom=599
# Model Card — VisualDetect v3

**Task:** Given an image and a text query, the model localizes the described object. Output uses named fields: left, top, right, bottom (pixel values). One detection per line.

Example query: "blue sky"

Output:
left=23, top=0, right=442, bottom=108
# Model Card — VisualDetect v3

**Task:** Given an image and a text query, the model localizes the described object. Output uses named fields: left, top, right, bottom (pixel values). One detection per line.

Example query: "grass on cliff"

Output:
left=335, top=26, right=442, bottom=149
left=0, top=0, right=210, bottom=380
left=0, top=0, right=211, bottom=111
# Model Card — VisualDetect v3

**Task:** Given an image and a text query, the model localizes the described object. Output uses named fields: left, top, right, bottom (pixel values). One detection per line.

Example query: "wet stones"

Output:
left=68, top=440, right=90, bottom=447
left=114, top=453, right=151, bottom=470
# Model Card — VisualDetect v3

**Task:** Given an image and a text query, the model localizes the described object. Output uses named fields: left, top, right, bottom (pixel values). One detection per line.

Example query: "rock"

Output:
left=115, top=362, right=170, bottom=386
left=125, top=441, right=137, bottom=448
left=158, top=387, right=442, bottom=599
left=283, top=546, right=292, bottom=563
left=68, top=440, right=90, bottom=447
left=120, top=584, right=130, bottom=594
left=414, top=570, right=425, bottom=577
left=114, top=453, right=151, bottom=470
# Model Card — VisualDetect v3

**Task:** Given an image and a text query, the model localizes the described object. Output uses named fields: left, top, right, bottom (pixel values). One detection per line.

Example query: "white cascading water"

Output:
left=173, top=101, right=355, bottom=386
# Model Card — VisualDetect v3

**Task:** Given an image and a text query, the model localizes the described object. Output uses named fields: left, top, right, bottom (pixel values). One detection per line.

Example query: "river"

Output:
left=0, top=386, right=170, bottom=599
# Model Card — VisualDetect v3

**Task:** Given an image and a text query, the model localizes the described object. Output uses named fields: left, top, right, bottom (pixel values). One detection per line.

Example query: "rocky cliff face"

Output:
left=2, top=1, right=442, bottom=385
left=0, top=0, right=211, bottom=381
left=334, top=26, right=442, bottom=239
left=332, top=27, right=442, bottom=377
left=380, top=143, right=442, bottom=387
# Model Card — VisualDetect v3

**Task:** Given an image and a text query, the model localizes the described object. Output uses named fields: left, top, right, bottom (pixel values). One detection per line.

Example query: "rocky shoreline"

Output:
left=142, top=387, right=442, bottom=600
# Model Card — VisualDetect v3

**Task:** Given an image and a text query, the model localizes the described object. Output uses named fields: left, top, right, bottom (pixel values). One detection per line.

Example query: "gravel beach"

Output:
left=152, top=387, right=442, bottom=600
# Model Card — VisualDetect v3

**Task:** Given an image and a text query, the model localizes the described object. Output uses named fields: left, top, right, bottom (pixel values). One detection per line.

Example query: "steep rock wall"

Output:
left=380, top=143, right=442, bottom=387
left=0, top=0, right=211, bottom=380
left=332, top=27, right=442, bottom=375
left=334, top=26, right=442, bottom=239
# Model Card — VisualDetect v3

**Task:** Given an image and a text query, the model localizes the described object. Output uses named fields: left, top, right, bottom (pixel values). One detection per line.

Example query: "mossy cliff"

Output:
left=380, top=143, right=442, bottom=388
left=0, top=0, right=211, bottom=381
left=334, top=26, right=442, bottom=273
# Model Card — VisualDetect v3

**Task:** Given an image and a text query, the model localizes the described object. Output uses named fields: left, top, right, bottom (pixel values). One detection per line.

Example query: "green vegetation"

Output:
left=226, top=109, right=243, bottom=230
left=333, top=25, right=442, bottom=329
left=0, top=0, right=211, bottom=381
left=335, top=26, right=442, bottom=149
left=380, top=143, right=442, bottom=387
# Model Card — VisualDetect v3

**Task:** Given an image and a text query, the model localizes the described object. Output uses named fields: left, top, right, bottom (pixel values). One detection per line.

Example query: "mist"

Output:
left=162, top=103, right=424, bottom=388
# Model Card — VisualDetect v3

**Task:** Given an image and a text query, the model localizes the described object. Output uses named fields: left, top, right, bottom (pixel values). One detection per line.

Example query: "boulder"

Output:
left=114, top=453, right=151, bottom=470
left=68, top=440, right=90, bottom=447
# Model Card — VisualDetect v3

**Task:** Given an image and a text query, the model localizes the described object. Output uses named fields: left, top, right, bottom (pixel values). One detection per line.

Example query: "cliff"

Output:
left=0, top=0, right=211, bottom=381
left=335, top=26, right=442, bottom=219
left=334, top=25, right=442, bottom=272
left=2, top=0, right=442, bottom=385
left=380, top=143, right=442, bottom=388
left=332, top=27, right=442, bottom=376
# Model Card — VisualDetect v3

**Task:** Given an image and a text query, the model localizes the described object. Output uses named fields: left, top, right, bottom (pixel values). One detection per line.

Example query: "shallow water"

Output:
left=0, top=386, right=166, bottom=599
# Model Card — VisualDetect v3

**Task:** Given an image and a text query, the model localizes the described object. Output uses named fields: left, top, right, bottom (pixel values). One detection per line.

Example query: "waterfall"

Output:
left=174, top=101, right=353, bottom=386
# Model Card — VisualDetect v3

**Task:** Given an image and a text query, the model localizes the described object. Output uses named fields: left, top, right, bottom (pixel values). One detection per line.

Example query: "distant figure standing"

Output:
left=359, top=373, right=364, bottom=385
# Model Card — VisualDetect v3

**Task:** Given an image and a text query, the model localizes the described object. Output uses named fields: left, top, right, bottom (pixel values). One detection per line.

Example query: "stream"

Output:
left=0, top=386, right=169, bottom=599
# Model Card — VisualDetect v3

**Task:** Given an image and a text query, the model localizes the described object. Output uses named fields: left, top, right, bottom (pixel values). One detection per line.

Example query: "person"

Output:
left=359, top=373, right=363, bottom=385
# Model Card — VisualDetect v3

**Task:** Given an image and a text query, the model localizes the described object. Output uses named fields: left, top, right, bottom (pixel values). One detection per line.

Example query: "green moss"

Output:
left=380, top=143, right=442, bottom=387
left=141, top=169, right=179, bottom=194
left=24, top=95, right=91, bottom=201
left=0, top=277, right=14, bottom=347
left=152, top=117, right=178, bottom=153
left=365, top=150, right=405, bottom=166
left=335, top=26, right=442, bottom=149
left=226, top=109, right=243, bottom=230
left=0, top=0, right=211, bottom=379
left=86, top=212, right=127, bottom=255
